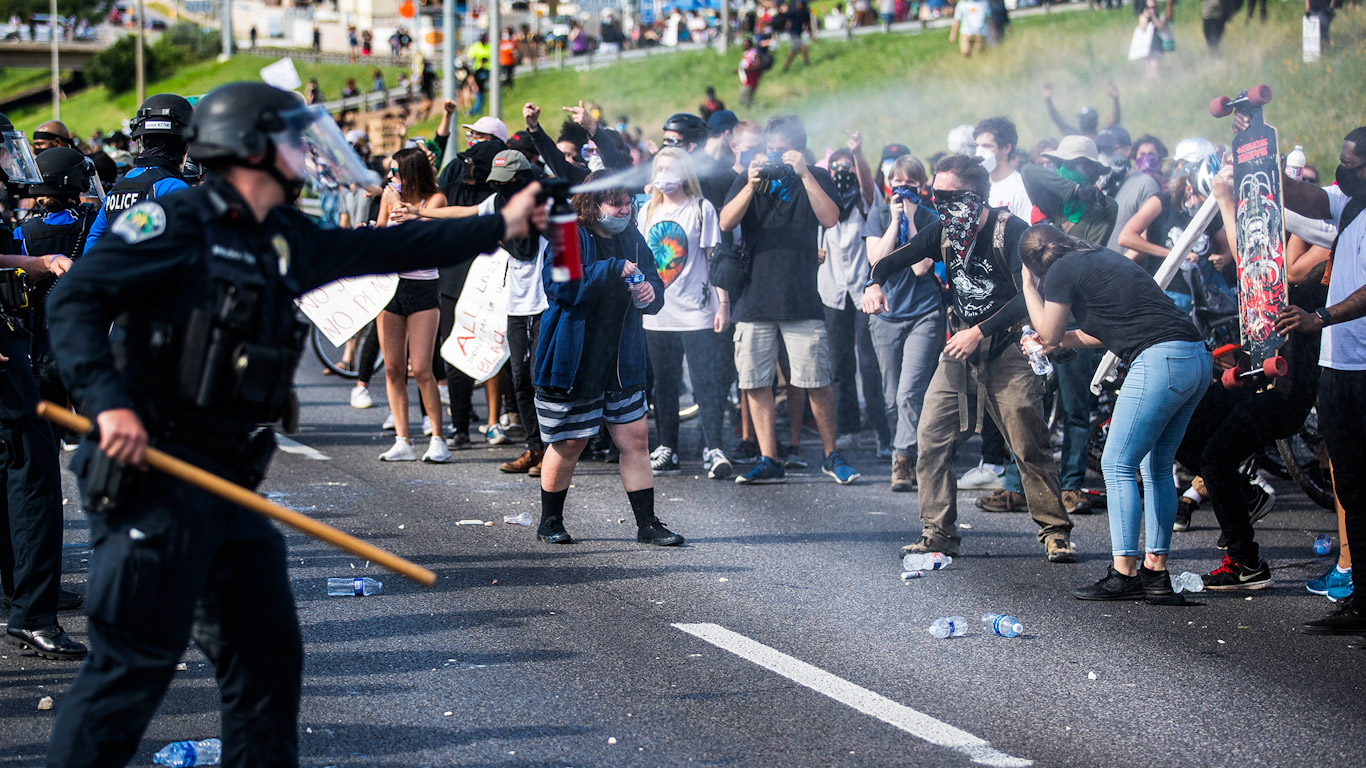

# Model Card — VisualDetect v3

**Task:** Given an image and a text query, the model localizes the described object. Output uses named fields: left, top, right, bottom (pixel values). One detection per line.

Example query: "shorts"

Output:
left=733, top=319, right=832, bottom=390
left=959, top=33, right=985, bottom=55
left=383, top=278, right=440, bottom=317
left=535, top=387, right=648, bottom=444
left=788, top=32, right=805, bottom=46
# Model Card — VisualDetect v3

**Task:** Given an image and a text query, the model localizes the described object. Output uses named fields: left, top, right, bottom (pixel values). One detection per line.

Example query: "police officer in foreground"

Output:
left=44, top=82, right=540, bottom=768
left=82, top=93, right=193, bottom=252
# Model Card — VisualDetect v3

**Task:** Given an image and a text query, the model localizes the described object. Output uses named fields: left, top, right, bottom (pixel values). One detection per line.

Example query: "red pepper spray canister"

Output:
left=548, top=191, right=581, bottom=283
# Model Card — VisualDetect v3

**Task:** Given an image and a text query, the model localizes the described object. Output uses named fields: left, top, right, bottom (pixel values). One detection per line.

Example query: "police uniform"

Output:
left=16, top=203, right=99, bottom=407
left=81, top=157, right=186, bottom=252
left=45, top=172, right=506, bottom=765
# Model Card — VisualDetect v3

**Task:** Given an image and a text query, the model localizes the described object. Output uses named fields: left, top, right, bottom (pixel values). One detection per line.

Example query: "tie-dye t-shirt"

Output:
left=637, top=196, right=722, bottom=332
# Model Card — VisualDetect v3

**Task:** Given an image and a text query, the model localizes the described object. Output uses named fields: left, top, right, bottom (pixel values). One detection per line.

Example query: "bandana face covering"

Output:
left=1057, top=164, right=1091, bottom=225
left=832, top=167, right=861, bottom=220
left=933, top=189, right=985, bottom=264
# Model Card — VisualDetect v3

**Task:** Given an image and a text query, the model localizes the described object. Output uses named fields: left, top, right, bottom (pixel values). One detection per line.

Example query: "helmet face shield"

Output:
left=272, top=106, right=381, bottom=193
left=82, top=158, right=104, bottom=200
left=0, top=131, right=42, bottom=184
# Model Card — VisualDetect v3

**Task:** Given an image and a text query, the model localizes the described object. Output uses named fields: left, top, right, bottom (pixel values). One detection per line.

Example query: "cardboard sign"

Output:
left=260, top=57, right=303, bottom=91
left=442, top=250, right=511, bottom=384
left=356, top=106, right=409, bottom=156
left=1303, top=14, right=1321, bottom=63
left=296, top=274, right=399, bottom=347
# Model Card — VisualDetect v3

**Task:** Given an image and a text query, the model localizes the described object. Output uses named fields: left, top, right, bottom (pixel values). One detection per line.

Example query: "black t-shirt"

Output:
left=695, top=153, right=739, bottom=217
left=1044, top=247, right=1202, bottom=364
left=1141, top=193, right=1224, bottom=296
left=785, top=7, right=811, bottom=35
left=725, top=166, right=837, bottom=323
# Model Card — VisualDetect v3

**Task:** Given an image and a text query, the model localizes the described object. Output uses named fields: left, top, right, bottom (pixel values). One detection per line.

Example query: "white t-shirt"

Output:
left=817, top=209, right=870, bottom=311
left=1321, top=185, right=1366, bottom=370
left=989, top=171, right=1034, bottom=222
left=476, top=194, right=548, bottom=316
left=954, top=0, right=990, bottom=37
left=637, top=196, right=721, bottom=332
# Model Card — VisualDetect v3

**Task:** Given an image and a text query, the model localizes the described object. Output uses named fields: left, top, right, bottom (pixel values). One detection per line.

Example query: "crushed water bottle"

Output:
left=928, top=616, right=968, bottom=639
left=327, top=577, right=383, bottom=596
left=901, top=552, right=952, bottom=571
left=1169, top=572, right=1204, bottom=594
left=153, top=738, right=221, bottom=767
left=1314, top=534, right=1333, bottom=556
left=900, top=570, right=925, bottom=581
left=981, top=613, right=1024, bottom=638
left=1020, top=325, right=1053, bottom=376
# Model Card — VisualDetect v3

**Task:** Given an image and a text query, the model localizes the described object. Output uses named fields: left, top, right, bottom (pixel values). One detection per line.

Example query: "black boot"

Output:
left=5, top=625, right=87, bottom=661
left=1140, top=565, right=1188, bottom=605
left=536, top=516, right=573, bottom=545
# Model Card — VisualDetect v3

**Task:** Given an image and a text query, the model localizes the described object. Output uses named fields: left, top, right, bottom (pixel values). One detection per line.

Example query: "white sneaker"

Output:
left=379, top=437, right=416, bottom=462
left=835, top=433, right=859, bottom=450
left=484, top=424, right=511, bottom=445
left=381, top=411, right=395, bottom=431
left=958, top=461, right=1005, bottom=490
left=704, top=447, right=732, bottom=480
left=350, top=386, right=374, bottom=409
left=438, top=383, right=450, bottom=406
left=422, top=436, right=451, bottom=463
left=422, top=415, right=434, bottom=436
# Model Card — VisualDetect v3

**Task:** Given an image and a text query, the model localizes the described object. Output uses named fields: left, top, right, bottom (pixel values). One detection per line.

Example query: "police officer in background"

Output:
left=82, top=93, right=193, bottom=252
left=44, top=81, right=541, bottom=768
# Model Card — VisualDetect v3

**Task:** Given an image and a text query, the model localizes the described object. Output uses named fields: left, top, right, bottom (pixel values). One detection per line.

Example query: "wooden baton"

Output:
left=37, top=401, right=437, bottom=587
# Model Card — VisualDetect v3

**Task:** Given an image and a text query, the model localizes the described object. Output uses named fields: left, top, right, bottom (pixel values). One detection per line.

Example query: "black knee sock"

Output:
left=541, top=488, right=568, bottom=523
left=628, top=488, right=655, bottom=526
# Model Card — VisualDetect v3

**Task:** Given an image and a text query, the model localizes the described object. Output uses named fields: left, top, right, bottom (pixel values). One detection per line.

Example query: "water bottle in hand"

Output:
left=1314, top=534, right=1333, bottom=556
left=981, top=613, right=1023, bottom=638
left=902, top=552, right=951, bottom=571
left=1020, top=325, right=1053, bottom=376
left=928, top=616, right=968, bottom=639
left=1169, top=572, right=1204, bottom=594
left=328, top=577, right=383, bottom=596
left=153, top=738, right=222, bottom=767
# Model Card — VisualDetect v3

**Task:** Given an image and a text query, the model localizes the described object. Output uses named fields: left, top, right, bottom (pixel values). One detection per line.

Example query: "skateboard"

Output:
left=1210, top=85, right=1289, bottom=390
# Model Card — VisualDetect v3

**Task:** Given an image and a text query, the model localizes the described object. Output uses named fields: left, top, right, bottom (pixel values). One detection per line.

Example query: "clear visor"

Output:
left=82, top=159, right=105, bottom=200
left=272, top=106, right=381, bottom=194
left=0, top=131, right=42, bottom=184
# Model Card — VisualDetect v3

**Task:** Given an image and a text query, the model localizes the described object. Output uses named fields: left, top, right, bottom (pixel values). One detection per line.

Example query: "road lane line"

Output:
left=673, top=623, right=1032, bottom=768
left=274, top=434, right=331, bottom=461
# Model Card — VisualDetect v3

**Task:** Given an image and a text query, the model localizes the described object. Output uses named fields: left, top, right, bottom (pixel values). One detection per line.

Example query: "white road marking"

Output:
left=274, top=434, right=331, bottom=461
left=673, top=623, right=1032, bottom=768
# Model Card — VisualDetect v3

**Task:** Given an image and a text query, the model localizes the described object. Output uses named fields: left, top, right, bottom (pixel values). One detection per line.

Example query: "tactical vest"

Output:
left=102, top=166, right=180, bottom=219
left=20, top=206, right=97, bottom=330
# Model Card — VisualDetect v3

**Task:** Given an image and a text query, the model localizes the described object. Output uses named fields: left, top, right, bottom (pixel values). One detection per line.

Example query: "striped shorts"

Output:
left=535, top=388, right=648, bottom=444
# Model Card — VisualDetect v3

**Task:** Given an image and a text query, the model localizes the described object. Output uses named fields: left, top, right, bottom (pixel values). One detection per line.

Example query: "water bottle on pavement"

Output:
left=902, top=552, right=952, bottom=571
left=327, top=577, right=383, bottom=596
left=1285, top=145, right=1307, bottom=180
left=1169, top=572, right=1204, bottom=594
left=928, top=616, right=968, bottom=639
left=900, top=570, right=925, bottom=581
left=1020, top=325, right=1053, bottom=376
left=1314, top=534, right=1333, bottom=556
left=153, top=738, right=222, bottom=767
left=981, top=613, right=1024, bottom=638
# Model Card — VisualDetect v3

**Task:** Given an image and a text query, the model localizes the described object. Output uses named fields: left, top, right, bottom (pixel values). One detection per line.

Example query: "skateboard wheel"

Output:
left=1221, top=367, right=1245, bottom=389
left=1210, top=96, right=1232, bottom=118
left=1263, top=356, right=1288, bottom=378
left=1248, top=85, right=1272, bottom=106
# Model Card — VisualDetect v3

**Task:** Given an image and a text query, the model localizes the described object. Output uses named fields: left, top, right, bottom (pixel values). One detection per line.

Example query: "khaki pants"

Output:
left=915, top=344, right=1072, bottom=550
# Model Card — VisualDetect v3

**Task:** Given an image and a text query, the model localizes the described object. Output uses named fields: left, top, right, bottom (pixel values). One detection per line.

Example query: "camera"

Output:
left=756, top=162, right=791, bottom=183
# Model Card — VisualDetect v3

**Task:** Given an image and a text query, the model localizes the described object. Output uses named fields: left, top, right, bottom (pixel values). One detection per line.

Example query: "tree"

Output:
left=0, top=0, right=103, bottom=22
left=87, top=35, right=163, bottom=94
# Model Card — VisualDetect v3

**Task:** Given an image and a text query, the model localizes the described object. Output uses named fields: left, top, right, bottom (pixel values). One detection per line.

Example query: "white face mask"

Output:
left=587, top=154, right=606, bottom=173
left=975, top=146, right=998, bottom=175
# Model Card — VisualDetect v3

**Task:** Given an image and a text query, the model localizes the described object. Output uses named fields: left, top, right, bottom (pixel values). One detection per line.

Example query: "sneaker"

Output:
left=501, top=412, right=526, bottom=439
left=650, top=445, right=681, bottom=475
left=1061, top=489, right=1092, bottom=515
left=438, top=383, right=450, bottom=406
left=703, top=448, right=733, bottom=480
left=447, top=431, right=471, bottom=450
left=379, top=437, right=416, bottom=462
left=1139, top=565, right=1187, bottom=605
left=1045, top=536, right=1078, bottom=563
left=637, top=518, right=685, bottom=546
left=1328, top=580, right=1356, bottom=603
left=1204, top=555, right=1272, bottom=590
left=381, top=411, right=395, bottom=431
left=1073, top=565, right=1144, bottom=601
left=732, top=439, right=761, bottom=464
left=976, top=489, right=1026, bottom=513
left=783, top=445, right=808, bottom=470
left=822, top=450, right=860, bottom=485
left=834, top=433, right=859, bottom=450
left=735, top=456, right=786, bottom=484
left=536, top=516, right=573, bottom=545
left=499, top=449, right=544, bottom=474
left=422, top=436, right=452, bottom=463
left=1248, top=485, right=1275, bottom=526
left=1308, top=565, right=1353, bottom=596
left=1173, top=497, right=1198, bottom=532
left=422, top=415, right=434, bottom=436
left=1301, top=596, right=1366, bottom=635
left=890, top=453, right=915, bottom=493
left=350, top=386, right=375, bottom=409
left=876, top=442, right=893, bottom=460
left=485, top=424, right=511, bottom=445
left=958, top=461, right=1004, bottom=490
left=900, top=536, right=958, bottom=558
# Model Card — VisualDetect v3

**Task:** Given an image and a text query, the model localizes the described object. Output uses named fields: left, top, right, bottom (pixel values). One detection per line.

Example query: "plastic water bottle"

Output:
left=624, top=271, right=649, bottom=309
left=153, top=738, right=221, bottom=767
left=981, top=613, right=1024, bottom=638
left=928, top=616, right=968, bottom=639
left=327, top=577, right=383, bottom=596
left=901, top=552, right=952, bottom=571
left=900, top=570, right=925, bottom=580
left=1020, top=325, right=1053, bottom=376
left=1169, top=572, right=1204, bottom=594
left=1285, top=145, right=1307, bottom=180
left=1314, top=534, right=1333, bottom=556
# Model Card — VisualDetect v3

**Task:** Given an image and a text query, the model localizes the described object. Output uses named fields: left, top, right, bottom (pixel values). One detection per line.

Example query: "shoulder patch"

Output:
left=111, top=202, right=167, bottom=245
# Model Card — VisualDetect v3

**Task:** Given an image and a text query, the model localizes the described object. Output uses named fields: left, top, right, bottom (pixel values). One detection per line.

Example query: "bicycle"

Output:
left=312, top=322, right=383, bottom=380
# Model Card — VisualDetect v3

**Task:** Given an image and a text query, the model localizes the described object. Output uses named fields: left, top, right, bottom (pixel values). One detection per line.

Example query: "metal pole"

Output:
left=442, top=0, right=457, bottom=167
left=221, top=0, right=233, bottom=59
left=50, top=0, right=59, bottom=120
left=136, top=0, right=146, bottom=104
left=489, top=1, right=501, bottom=121
left=719, top=0, right=729, bottom=54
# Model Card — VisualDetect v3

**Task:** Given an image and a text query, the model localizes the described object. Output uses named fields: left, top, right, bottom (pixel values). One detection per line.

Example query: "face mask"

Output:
left=653, top=172, right=683, bottom=194
left=467, top=135, right=488, bottom=149
left=832, top=168, right=858, bottom=192
left=892, top=185, right=919, bottom=203
left=1336, top=163, right=1366, bottom=199
left=933, top=189, right=986, bottom=263
left=1102, top=151, right=1129, bottom=171
left=597, top=211, right=632, bottom=234
left=1136, top=153, right=1162, bottom=176
left=974, top=146, right=997, bottom=175
left=587, top=154, right=606, bottom=173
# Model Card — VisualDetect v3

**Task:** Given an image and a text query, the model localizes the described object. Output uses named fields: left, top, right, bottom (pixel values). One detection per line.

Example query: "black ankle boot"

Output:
left=536, top=516, right=573, bottom=545
left=1140, top=565, right=1187, bottom=605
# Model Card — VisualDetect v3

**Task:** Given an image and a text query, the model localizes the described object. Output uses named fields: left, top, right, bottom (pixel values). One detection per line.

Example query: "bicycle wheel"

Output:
left=1275, top=409, right=1335, bottom=510
left=312, top=324, right=384, bottom=380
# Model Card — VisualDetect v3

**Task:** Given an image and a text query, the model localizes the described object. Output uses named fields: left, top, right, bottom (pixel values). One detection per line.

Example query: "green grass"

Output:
left=415, top=3, right=1362, bottom=170
left=0, top=68, right=60, bottom=102
left=10, top=55, right=407, bottom=138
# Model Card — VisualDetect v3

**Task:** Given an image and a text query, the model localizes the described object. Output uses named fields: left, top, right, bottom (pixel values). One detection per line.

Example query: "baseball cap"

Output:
left=707, top=109, right=738, bottom=135
left=881, top=143, right=911, bottom=162
left=487, top=149, right=533, bottom=182
left=460, top=116, right=509, bottom=142
left=507, top=131, right=536, bottom=154
left=1095, top=126, right=1131, bottom=151
left=345, top=129, right=368, bottom=145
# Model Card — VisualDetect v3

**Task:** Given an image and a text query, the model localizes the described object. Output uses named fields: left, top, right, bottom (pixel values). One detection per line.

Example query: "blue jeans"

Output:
left=1102, top=340, right=1210, bottom=556
left=1004, top=347, right=1098, bottom=493
left=868, top=309, right=945, bottom=458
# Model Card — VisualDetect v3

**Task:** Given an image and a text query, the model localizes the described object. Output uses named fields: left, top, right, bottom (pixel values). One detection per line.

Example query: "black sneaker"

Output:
left=1173, top=497, right=1198, bottom=532
left=1248, top=485, right=1275, bottom=526
left=1302, top=596, right=1366, bottom=635
left=1073, top=565, right=1144, bottom=601
left=783, top=445, right=808, bottom=470
left=1204, top=555, right=1273, bottom=591
left=637, top=518, right=685, bottom=546
left=732, top=440, right=761, bottom=464
left=1139, top=566, right=1187, bottom=605
left=536, top=517, right=574, bottom=545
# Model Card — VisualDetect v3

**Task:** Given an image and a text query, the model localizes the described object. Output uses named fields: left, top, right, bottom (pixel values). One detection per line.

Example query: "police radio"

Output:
left=539, top=179, right=581, bottom=283
left=0, top=267, right=29, bottom=312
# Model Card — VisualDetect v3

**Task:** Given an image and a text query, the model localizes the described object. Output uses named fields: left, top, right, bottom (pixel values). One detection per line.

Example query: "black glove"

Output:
left=1077, top=185, right=1105, bottom=209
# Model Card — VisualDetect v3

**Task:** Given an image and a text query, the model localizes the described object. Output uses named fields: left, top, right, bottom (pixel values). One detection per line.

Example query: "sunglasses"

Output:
left=831, top=163, right=854, bottom=173
left=661, top=137, right=684, bottom=148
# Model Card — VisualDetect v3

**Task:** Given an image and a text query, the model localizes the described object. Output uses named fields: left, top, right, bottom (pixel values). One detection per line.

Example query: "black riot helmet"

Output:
left=661, top=113, right=708, bottom=149
left=30, top=147, right=92, bottom=196
left=0, top=111, right=14, bottom=134
left=131, top=93, right=194, bottom=139
left=182, top=159, right=205, bottom=185
left=188, top=82, right=305, bottom=163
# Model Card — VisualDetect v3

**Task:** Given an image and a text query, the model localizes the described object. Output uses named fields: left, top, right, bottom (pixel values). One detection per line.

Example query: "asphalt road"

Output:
left=3, top=366, right=1364, bottom=767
